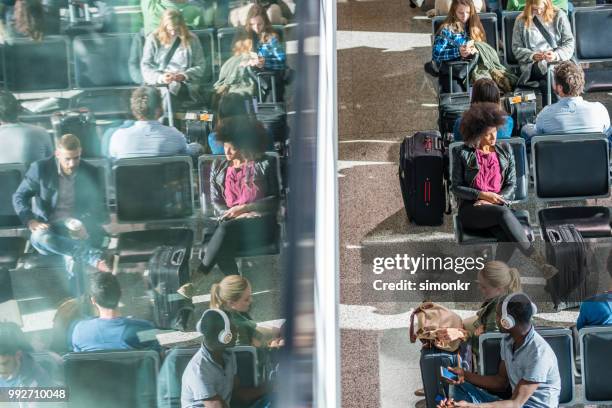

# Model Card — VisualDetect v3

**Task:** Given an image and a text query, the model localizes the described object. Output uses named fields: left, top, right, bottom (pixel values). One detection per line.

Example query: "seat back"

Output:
left=478, top=332, right=504, bottom=375
left=502, top=11, right=522, bottom=67
left=192, top=29, right=216, bottom=82
left=432, top=13, right=498, bottom=51
left=449, top=139, right=527, bottom=202
left=538, top=328, right=575, bottom=405
left=232, top=345, right=259, bottom=387
left=64, top=350, right=159, bottom=408
left=580, top=326, right=612, bottom=404
left=0, top=164, right=26, bottom=228
left=83, top=158, right=111, bottom=223
left=31, top=352, right=64, bottom=385
left=113, top=156, right=194, bottom=222
left=157, top=347, right=198, bottom=408
left=532, top=134, right=610, bottom=201
left=573, top=6, right=612, bottom=62
left=3, top=36, right=71, bottom=92
left=198, top=152, right=281, bottom=218
left=73, top=33, right=138, bottom=88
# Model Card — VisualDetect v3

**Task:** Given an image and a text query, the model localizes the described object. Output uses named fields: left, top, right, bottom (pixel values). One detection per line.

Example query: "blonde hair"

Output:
left=521, top=0, right=556, bottom=29
left=210, top=275, right=251, bottom=310
left=232, top=31, right=254, bottom=56
left=479, top=261, right=522, bottom=293
left=155, top=9, right=192, bottom=48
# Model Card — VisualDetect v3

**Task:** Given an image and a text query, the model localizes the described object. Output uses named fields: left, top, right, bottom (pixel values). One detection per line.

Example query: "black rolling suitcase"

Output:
left=399, top=131, right=450, bottom=226
left=438, top=93, right=470, bottom=137
left=542, top=224, right=593, bottom=310
left=182, top=111, right=213, bottom=146
left=51, top=109, right=102, bottom=157
left=253, top=73, right=289, bottom=147
left=147, top=246, right=193, bottom=330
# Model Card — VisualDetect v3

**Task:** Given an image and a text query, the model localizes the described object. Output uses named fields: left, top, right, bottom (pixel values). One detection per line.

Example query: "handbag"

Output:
left=409, top=302, right=468, bottom=352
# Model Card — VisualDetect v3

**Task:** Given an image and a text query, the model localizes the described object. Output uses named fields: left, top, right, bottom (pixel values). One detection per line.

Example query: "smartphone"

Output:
left=440, top=366, right=459, bottom=382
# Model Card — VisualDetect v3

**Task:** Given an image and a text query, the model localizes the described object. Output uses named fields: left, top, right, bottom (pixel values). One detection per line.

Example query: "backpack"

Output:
left=409, top=302, right=468, bottom=352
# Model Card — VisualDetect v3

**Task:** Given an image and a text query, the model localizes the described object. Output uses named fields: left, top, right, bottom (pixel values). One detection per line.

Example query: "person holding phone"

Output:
left=193, top=117, right=279, bottom=278
left=451, top=103, right=554, bottom=274
left=431, top=0, right=486, bottom=93
left=511, top=0, right=574, bottom=106
left=436, top=293, right=561, bottom=408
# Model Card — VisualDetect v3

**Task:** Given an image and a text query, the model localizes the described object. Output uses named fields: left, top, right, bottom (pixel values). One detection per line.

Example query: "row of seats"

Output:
left=32, top=346, right=259, bottom=408
left=0, top=153, right=283, bottom=270
left=478, top=325, right=612, bottom=405
left=451, top=134, right=611, bottom=244
left=431, top=6, right=612, bottom=92
left=0, top=24, right=297, bottom=93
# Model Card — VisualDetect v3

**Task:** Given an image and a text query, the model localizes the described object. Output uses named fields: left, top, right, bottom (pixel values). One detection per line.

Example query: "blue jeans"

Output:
left=30, top=223, right=104, bottom=273
left=451, top=382, right=501, bottom=404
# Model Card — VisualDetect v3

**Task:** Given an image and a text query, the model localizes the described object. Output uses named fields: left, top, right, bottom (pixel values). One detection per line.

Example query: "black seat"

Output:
left=501, top=11, right=521, bottom=68
left=538, top=328, right=576, bottom=405
left=532, top=134, right=612, bottom=237
left=451, top=139, right=533, bottom=244
left=64, top=350, right=159, bottom=408
left=0, top=164, right=28, bottom=269
left=579, top=326, right=612, bottom=404
left=192, top=28, right=216, bottom=83
left=2, top=36, right=70, bottom=92
left=112, top=156, right=196, bottom=261
left=572, top=6, right=612, bottom=92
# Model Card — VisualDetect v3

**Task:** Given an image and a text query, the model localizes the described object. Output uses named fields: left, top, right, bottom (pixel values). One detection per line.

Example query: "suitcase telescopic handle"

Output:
left=547, top=229, right=561, bottom=243
left=171, top=249, right=186, bottom=266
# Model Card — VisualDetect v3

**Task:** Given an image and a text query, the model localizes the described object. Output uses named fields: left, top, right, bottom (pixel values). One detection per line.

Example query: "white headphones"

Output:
left=500, top=292, right=538, bottom=330
left=198, top=309, right=233, bottom=345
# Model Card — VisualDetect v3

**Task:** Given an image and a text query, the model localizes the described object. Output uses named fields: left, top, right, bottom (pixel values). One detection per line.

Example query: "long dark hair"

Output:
left=245, top=4, right=278, bottom=44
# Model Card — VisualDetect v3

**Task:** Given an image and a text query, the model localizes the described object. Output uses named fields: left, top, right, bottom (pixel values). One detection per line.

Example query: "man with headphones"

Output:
left=181, top=308, right=268, bottom=408
left=437, top=293, right=561, bottom=408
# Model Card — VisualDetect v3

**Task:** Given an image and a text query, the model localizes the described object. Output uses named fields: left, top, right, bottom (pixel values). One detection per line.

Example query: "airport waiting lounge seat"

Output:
left=579, top=325, right=612, bottom=404
left=64, top=350, right=159, bottom=408
left=450, top=138, right=533, bottom=244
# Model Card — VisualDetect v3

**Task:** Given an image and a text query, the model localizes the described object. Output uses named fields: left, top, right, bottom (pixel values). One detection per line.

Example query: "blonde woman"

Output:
left=213, top=29, right=258, bottom=98
left=511, top=0, right=574, bottom=106
left=210, top=275, right=283, bottom=347
left=140, top=9, right=206, bottom=108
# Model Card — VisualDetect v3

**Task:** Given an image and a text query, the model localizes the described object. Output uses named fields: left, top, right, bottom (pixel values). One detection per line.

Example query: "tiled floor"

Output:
left=337, top=1, right=612, bottom=407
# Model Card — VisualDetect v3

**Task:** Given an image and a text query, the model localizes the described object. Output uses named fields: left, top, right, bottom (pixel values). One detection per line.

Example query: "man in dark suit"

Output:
left=12, top=134, right=111, bottom=276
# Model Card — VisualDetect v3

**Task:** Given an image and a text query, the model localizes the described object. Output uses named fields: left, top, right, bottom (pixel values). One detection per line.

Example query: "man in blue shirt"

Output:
left=71, top=273, right=158, bottom=351
left=437, top=293, right=561, bottom=408
left=0, top=322, right=53, bottom=388
left=108, top=86, right=201, bottom=159
left=521, top=62, right=612, bottom=149
left=577, top=260, right=612, bottom=330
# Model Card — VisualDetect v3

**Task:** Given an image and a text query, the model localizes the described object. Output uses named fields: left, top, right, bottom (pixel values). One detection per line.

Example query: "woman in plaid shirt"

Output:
left=432, top=0, right=485, bottom=93
left=245, top=4, right=287, bottom=101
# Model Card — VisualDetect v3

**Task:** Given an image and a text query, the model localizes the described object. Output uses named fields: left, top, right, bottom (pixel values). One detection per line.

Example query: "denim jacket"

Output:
left=451, top=142, right=516, bottom=206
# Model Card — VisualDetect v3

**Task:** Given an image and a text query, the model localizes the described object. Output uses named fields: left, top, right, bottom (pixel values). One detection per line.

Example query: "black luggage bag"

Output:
left=148, top=245, right=193, bottom=330
left=504, top=91, right=537, bottom=135
left=399, top=131, right=450, bottom=226
left=542, top=224, right=593, bottom=310
left=253, top=73, right=289, bottom=147
left=51, top=109, right=102, bottom=157
left=438, top=93, right=470, bottom=137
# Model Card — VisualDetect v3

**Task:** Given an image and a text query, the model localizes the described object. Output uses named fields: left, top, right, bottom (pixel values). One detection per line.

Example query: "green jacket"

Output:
left=470, top=296, right=503, bottom=362
left=450, top=142, right=516, bottom=206
left=506, top=0, right=568, bottom=12
left=141, top=0, right=206, bottom=34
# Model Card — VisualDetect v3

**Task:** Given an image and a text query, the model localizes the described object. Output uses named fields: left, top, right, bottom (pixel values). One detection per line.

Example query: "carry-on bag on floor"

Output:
left=542, top=224, right=593, bottom=310
left=399, top=131, right=450, bottom=226
left=147, top=245, right=193, bottom=330
left=504, top=91, right=536, bottom=135
left=253, top=73, right=289, bottom=146
left=438, top=92, right=470, bottom=137
left=51, top=109, right=102, bottom=157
